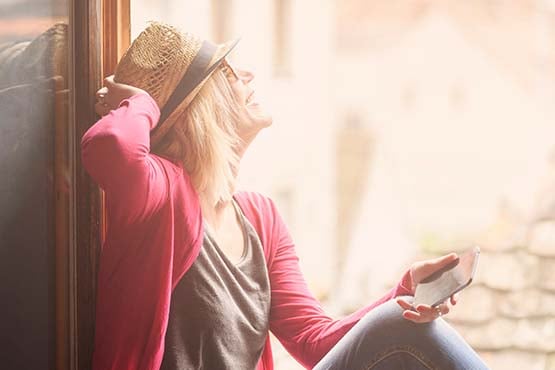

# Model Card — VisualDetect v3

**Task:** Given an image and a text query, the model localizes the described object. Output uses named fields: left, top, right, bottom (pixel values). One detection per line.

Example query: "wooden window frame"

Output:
left=102, top=0, right=131, bottom=77
left=100, top=0, right=131, bottom=242
left=65, top=2, right=130, bottom=370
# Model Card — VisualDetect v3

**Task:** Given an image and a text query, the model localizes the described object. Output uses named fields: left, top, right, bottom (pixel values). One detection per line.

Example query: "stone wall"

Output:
left=439, top=201, right=555, bottom=369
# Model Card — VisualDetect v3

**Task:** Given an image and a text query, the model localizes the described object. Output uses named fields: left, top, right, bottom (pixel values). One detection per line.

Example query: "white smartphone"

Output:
left=413, top=246, right=480, bottom=308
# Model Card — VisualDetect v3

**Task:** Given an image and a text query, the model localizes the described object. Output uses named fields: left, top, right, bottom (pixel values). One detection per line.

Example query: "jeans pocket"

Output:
left=364, top=345, right=438, bottom=370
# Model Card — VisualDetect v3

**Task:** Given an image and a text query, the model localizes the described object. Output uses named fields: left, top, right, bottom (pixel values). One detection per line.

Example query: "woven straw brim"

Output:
left=149, top=38, right=238, bottom=147
left=114, top=22, right=238, bottom=147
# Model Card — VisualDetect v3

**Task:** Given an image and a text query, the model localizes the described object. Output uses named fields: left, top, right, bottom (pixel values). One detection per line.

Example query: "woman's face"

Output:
left=220, top=60, right=272, bottom=140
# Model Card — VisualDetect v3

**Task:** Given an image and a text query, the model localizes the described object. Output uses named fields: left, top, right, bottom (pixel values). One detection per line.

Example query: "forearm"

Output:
left=81, top=92, right=160, bottom=191
left=271, top=268, right=413, bottom=368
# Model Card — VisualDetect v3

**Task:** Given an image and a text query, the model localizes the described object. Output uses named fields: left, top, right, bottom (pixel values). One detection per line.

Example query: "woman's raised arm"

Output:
left=81, top=90, right=169, bottom=225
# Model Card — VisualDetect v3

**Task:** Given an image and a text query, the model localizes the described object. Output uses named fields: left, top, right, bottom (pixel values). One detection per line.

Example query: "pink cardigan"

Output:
left=81, top=93, right=413, bottom=370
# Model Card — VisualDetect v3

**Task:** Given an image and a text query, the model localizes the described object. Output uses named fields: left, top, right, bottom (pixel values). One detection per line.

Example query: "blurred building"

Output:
left=334, top=0, right=555, bottom=294
left=334, top=1, right=555, bottom=369
left=432, top=154, right=555, bottom=370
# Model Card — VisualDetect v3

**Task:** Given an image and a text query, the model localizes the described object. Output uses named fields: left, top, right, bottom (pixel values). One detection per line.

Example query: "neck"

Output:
left=199, top=173, right=238, bottom=230
left=236, top=130, right=258, bottom=159
left=201, top=197, right=230, bottom=231
left=199, top=131, right=257, bottom=227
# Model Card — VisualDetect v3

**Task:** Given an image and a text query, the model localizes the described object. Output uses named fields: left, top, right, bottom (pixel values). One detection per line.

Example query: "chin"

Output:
left=252, top=114, right=272, bottom=130
left=259, top=114, right=273, bottom=128
left=246, top=105, right=272, bottom=128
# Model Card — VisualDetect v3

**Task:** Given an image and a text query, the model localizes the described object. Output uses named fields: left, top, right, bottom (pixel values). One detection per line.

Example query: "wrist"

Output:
left=398, top=269, right=415, bottom=297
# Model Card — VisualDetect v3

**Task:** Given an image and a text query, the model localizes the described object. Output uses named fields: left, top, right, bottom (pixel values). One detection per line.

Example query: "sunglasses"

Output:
left=219, top=58, right=240, bottom=81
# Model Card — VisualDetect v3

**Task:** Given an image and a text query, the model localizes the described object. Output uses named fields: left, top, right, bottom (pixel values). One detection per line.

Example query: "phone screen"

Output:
left=413, top=246, right=480, bottom=307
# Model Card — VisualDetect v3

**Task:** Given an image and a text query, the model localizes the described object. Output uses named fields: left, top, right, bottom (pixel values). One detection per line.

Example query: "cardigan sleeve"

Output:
left=266, top=198, right=413, bottom=369
left=81, top=93, right=169, bottom=224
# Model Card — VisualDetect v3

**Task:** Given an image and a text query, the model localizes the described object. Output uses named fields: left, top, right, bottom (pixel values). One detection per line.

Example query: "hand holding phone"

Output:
left=397, top=246, right=480, bottom=323
left=413, top=246, right=480, bottom=308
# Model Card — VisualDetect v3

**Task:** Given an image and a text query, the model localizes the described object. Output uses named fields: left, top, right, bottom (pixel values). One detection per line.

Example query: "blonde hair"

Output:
left=153, top=68, right=242, bottom=206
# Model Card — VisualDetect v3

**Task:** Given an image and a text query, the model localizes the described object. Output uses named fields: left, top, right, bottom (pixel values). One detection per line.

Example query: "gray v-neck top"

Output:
left=160, top=199, right=271, bottom=370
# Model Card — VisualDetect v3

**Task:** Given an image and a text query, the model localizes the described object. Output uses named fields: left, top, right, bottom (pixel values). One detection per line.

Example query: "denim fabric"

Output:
left=314, top=297, right=490, bottom=370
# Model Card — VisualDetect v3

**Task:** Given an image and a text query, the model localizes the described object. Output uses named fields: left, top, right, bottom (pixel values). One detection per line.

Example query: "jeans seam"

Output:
left=363, top=345, right=437, bottom=370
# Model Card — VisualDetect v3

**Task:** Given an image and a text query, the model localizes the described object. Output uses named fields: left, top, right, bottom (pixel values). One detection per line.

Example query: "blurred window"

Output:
left=273, top=0, right=292, bottom=77
left=212, top=0, right=233, bottom=43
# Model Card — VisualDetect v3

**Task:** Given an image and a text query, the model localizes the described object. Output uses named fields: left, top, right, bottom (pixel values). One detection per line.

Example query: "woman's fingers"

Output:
left=396, top=298, right=429, bottom=323
left=435, top=303, right=450, bottom=316
left=438, top=252, right=459, bottom=264
left=439, top=303, right=450, bottom=315
left=426, top=253, right=457, bottom=267
left=410, top=253, right=459, bottom=288
left=416, top=302, right=450, bottom=315
left=104, top=75, right=115, bottom=85
left=95, top=86, right=112, bottom=116
left=402, top=307, right=443, bottom=323
left=416, top=303, right=448, bottom=318
left=396, top=298, right=413, bottom=310
left=424, top=253, right=458, bottom=276
left=397, top=298, right=451, bottom=324
left=402, top=310, right=430, bottom=323
left=102, top=75, right=146, bottom=109
left=96, top=86, right=108, bottom=99
left=415, top=304, right=436, bottom=315
left=95, top=85, right=112, bottom=115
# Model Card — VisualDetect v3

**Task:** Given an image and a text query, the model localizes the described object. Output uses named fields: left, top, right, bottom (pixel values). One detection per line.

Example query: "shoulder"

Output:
left=150, top=152, right=183, bottom=177
left=234, top=191, right=285, bottom=265
left=149, top=152, right=191, bottom=187
left=234, top=190, right=290, bottom=238
left=150, top=154, right=200, bottom=209
left=234, top=191, right=279, bottom=216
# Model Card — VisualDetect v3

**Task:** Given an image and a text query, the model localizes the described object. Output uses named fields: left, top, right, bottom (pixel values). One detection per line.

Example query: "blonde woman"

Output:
left=82, top=23, right=489, bottom=370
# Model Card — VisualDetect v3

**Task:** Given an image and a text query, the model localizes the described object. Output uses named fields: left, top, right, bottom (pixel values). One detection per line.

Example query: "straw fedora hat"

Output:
left=114, top=22, right=239, bottom=146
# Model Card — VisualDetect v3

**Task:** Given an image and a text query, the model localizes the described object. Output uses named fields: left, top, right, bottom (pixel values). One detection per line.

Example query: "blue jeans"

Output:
left=313, top=297, right=490, bottom=370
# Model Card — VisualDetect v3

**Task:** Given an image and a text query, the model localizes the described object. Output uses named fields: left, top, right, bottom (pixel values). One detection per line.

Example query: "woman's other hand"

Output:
left=396, top=253, right=460, bottom=323
left=95, top=75, right=147, bottom=116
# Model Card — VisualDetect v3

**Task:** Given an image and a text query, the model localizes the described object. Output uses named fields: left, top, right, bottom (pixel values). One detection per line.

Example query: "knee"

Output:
left=353, top=299, right=488, bottom=370
left=360, top=297, right=411, bottom=329
left=357, top=297, right=438, bottom=344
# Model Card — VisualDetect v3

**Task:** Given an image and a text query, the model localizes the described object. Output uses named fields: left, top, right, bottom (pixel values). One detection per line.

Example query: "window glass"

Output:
left=0, top=1, right=70, bottom=369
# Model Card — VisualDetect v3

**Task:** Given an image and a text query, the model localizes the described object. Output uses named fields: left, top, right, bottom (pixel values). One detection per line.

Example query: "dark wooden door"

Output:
left=0, top=1, right=129, bottom=370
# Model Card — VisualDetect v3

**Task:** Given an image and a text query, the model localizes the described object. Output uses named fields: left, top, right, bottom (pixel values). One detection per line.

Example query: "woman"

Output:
left=82, top=23, right=489, bottom=370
